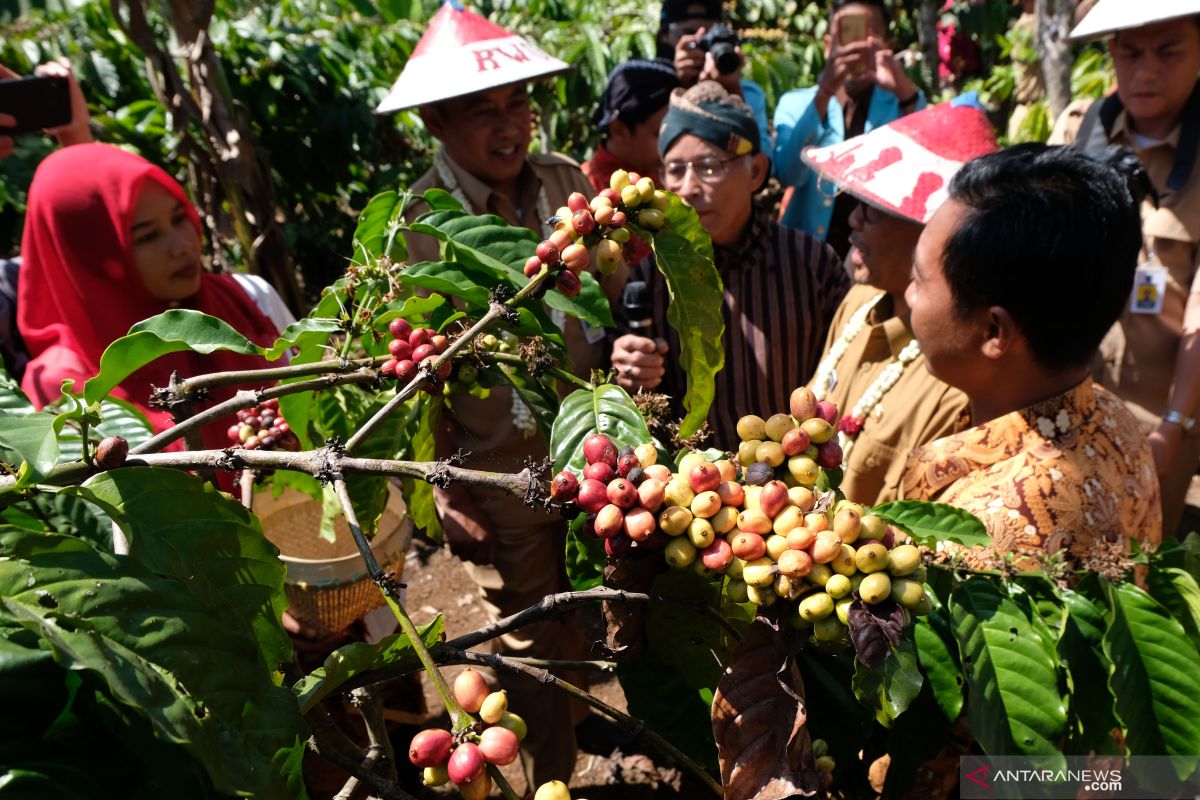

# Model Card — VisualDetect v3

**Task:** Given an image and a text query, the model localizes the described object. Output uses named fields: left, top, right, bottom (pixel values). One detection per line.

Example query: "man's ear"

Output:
left=749, top=152, right=770, bottom=191
left=981, top=306, right=1018, bottom=361
left=419, top=104, right=446, bottom=140
left=607, top=119, right=631, bottom=147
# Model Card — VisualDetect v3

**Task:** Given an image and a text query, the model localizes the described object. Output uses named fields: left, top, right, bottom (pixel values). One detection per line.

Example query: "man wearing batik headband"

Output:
left=1049, top=0, right=1200, bottom=535
left=801, top=99, right=996, bottom=507
left=375, top=2, right=617, bottom=782
left=612, top=81, right=850, bottom=447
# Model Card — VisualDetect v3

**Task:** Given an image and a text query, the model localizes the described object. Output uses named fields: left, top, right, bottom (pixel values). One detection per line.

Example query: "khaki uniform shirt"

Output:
left=812, top=284, right=968, bottom=506
left=406, top=151, right=610, bottom=532
left=1050, top=100, right=1200, bottom=427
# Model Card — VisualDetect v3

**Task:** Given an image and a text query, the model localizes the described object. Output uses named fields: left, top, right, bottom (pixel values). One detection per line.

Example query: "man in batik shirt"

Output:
left=901, top=144, right=1162, bottom=570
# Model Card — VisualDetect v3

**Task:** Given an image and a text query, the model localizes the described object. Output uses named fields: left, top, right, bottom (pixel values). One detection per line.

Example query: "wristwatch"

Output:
left=1163, top=410, right=1196, bottom=432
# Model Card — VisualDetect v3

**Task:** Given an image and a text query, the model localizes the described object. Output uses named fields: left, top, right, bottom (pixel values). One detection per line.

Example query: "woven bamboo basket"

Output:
left=255, top=486, right=412, bottom=638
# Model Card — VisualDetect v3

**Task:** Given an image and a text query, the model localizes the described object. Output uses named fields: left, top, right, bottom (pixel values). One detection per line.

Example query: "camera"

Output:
left=695, top=22, right=741, bottom=76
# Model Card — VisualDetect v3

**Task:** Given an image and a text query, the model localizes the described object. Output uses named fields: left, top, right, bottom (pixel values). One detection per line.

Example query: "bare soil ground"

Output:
left=394, top=540, right=685, bottom=799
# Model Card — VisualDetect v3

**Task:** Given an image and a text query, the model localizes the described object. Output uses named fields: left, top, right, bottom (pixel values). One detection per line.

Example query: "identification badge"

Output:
left=581, top=320, right=607, bottom=345
left=1131, top=263, right=1168, bottom=315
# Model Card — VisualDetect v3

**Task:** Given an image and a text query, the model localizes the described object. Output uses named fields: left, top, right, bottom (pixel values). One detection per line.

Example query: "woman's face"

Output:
left=130, top=181, right=202, bottom=302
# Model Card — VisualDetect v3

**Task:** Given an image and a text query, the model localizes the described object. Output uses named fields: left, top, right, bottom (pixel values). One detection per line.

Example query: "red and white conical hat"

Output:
left=801, top=100, right=998, bottom=225
left=376, top=1, right=569, bottom=113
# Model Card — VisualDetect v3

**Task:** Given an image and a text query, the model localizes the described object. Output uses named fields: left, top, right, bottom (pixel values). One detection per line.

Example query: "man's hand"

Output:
left=612, top=334, right=668, bottom=391
left=434, top=482, right=496, bottom=565
left=868, top=37, right=918, bottom=106
left=35, top=59, right=92, bottom=146
left=815, top=38, right=875, bottom=118
left=1149, top=422, right=1184, bottom=480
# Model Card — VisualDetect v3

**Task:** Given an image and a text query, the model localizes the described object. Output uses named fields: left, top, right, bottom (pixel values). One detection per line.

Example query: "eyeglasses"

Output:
left=663, top=156, right=743, bottom=184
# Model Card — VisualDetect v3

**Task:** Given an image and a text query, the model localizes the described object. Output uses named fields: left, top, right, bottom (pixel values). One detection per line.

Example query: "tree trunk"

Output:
left=916, top=0, right=941, bottom=95
left=1036, top=0, right=1077, bottom=120
left=110, top=0, right=307, bottom=312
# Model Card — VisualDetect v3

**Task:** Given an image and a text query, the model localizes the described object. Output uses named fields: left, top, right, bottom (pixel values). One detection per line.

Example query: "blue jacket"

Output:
left=773, top=86, right=926, bottom=236
left=740, top=80, right=772, bottom=157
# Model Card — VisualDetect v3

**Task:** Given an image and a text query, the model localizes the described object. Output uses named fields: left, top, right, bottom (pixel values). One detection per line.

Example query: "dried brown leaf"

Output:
left=601, top=557, right=661, bottom=661
left=711, top=620, right=820, bottom=799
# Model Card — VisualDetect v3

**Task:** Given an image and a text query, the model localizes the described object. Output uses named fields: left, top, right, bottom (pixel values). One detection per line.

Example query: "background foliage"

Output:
left=0, top=0, right=1114, bottom=306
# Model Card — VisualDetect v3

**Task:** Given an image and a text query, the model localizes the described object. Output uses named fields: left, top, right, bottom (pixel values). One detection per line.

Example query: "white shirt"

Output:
left=231, top=273, right=296, bottom=334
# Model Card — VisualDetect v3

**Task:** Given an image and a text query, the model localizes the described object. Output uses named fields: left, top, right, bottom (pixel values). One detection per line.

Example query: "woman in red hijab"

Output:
left=17, top=143, right=285, bottom=450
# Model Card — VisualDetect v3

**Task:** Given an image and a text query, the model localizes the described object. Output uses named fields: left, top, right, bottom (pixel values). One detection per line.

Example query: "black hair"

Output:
left=940, top=143, right=1143, bottom=371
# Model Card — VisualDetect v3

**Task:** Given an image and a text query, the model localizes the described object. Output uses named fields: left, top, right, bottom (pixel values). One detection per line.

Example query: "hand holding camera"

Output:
left=674, top=23, right=744, bottom=95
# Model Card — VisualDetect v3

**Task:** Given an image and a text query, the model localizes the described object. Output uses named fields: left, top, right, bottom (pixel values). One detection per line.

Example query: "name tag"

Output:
left=1131, top=263, right=1167, bottom=315
left=581, top=320, right=607, bottom=345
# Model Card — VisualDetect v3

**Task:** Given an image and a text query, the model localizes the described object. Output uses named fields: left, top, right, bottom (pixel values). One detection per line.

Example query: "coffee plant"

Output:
left=1, top=171, right=1198, bottom=799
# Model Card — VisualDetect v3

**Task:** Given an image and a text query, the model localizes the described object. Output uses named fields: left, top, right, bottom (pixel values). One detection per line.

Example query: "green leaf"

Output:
left=564, top=514, right=604, bottom=591
left=550, top=384, right=651, bottom=474
left=64, top=468, right=292, bottom=674
left=401, top=395, right=442, bottom=542
left=1102, top=580, right=1200, bottom=774
left=1057, top=583, right=1119, bottom=754
left=871, top=500, right=991, bottom=549
left=399, top=261, right=491, bottom=309
left=648, top=194, right=723, bottom=438
left=494, top=362, right=560, bottom=442
left=851, top=636, right=924, bottom=727
left=948, top=579, right=1067, bottom=759
left=0, top=410, right=59, bottom=488
left=340, top=391, right=410, bottom=542
left=408, top=208, right=613, bottom=328
left=1146, top=566, right=1200, bottom=649
left=644, top=569, right=736, bottom=692
left=351, top=189, right=410, bottom=266
left=0, top=527, right=307, bottom=798
left=912, top=610, right=964, bottom=721
left=82, top=309, right=337, bottom=406
left=294, top=615, right=444, bottom=713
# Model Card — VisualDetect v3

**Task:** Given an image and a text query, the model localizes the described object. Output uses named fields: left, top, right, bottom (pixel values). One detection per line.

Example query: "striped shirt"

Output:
left=620, top=204, right=850, bottom=447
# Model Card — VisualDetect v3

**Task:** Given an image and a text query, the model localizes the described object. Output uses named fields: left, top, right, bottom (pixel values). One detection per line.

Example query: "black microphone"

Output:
left=622, top=280, right=653, bottom=335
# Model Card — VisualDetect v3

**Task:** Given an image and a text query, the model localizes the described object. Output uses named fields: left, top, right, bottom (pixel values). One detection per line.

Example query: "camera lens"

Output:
left=710, top=42, right=740, bottom=75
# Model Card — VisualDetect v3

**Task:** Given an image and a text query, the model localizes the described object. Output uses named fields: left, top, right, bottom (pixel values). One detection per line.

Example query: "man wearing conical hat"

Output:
left=376, top=2, right=612, bottom=784
left=801, top=98, right=996, bottom=507
left=1049, top=0, right=1200, bottom=535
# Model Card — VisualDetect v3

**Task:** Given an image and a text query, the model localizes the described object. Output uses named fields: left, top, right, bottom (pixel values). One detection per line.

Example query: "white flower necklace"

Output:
left=840, top=337, right=922, bottom=459
left=809, top=293, right=923, bottom=458
left=811, top=293, right=885, bottom=401
left=432, top=149, right=557, bottom=436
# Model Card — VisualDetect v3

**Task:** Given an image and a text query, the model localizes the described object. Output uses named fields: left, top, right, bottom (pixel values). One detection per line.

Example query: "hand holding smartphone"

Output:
left=837, top=10, right=871, bottom=76
left=0, top=75, right=73, bottom=135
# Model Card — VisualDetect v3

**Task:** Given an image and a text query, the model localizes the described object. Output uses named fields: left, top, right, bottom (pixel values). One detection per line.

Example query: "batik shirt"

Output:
left=901, top=378, right=1162, bottom=570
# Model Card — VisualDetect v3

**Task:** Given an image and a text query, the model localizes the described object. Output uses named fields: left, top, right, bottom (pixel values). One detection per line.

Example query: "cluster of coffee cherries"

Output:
left=525, top=169, right=668, bottom=298
left=226, top=399, right=299, bottom=451
left=552, top=386, right=933, bottom=649
left=408, top=669, right=527, bottom=799
left=549, top=435, right=671, bottom=558
left=380, top=317, right=451, bottom=391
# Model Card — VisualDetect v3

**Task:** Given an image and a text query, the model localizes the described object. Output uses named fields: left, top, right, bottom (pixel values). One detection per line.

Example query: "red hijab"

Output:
left=18, top=144, right=281, bottom=450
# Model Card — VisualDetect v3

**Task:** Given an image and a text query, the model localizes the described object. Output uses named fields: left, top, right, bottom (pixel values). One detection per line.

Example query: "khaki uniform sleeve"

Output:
left=1047, top=98, right=1094, bottom=146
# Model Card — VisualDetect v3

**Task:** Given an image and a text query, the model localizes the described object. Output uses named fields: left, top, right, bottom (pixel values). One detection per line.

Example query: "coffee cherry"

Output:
left=479, top=689, right=508, bottom=724
left=624, top=466, right=645, bottom=486
left=396, top=359, right=417, bottom=382
left=576, top=479, right=610, bottom=514
left=430, top=334, right=449, bottom=354
left=594, top=204, right=616, bottom=226
left=550, top=471, right=580, bottom=502
left=536, top=240, right=561, bottom=266
left=610, top=169, right=631, bottom=192
left=701, top=538, right=734, bottom=571
left=609, top=226, right=631, bottom=243
left=460, top=772, right=492, bottom=800
left=524, top=255, right=543, bottom=278
left=95, top=436, right=129, bottom=470
left=688, top=461, right=721, bottom=494
left=815, top=399, right=840, bottom=424
left=227, top=424, right=241, bottom=443
left=567, top=191, right=589, bottom=213
left=816, top=439, right=843, bottom=469
left=637, top=208, right=665, bottom=229
left=583, top=433, right=618, bottom=467
left=620, top=184, right=642, bottom=207
left=606, top=478, right=638, bottom=509
left=423, top=765, right=450, bottom=786
left=408, top=327, right=431, bottom=349
left=582, top=461, right=616, bottom=484
left=453, top=669, right=490, bottom=713
left=388, top=318, right=413, bottom=340
left=497, top=711, right=528, bottom=741
left=548, top=228, right=574, bottom=253
left=596, top=238, right=622, bottom=274
left=560, top=243, right=589, bottom=274
left=605, top=532, right=632, bottom=557
left=571, top=209, right=596, bottom=237
left=624, top=507, right=657, bottom=541
left=744, top=462, right=773, bottom=485
left=651, top=189, right=670, bottom=210
left=637, top=478, right=665, bottom=510
left=409, top=728, right=453, bottom=767
left=478, top=725, right=520, bottom=766
left=556, top=270, right=582, bottom=298
left=790, top=386, right=818, bottom=421
left=594, top=504, right=625, bottom=538
left=411, top=343, right=435, bottom=363
left=616, top=451, right=641, bottom=478
left=448, top=742, right=486, bottom=785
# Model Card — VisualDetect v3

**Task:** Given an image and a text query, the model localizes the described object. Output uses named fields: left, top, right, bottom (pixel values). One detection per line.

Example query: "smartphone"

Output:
left=839, top=11, right=868, bottom=45
left=0, top=75, right=72, bottom=135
